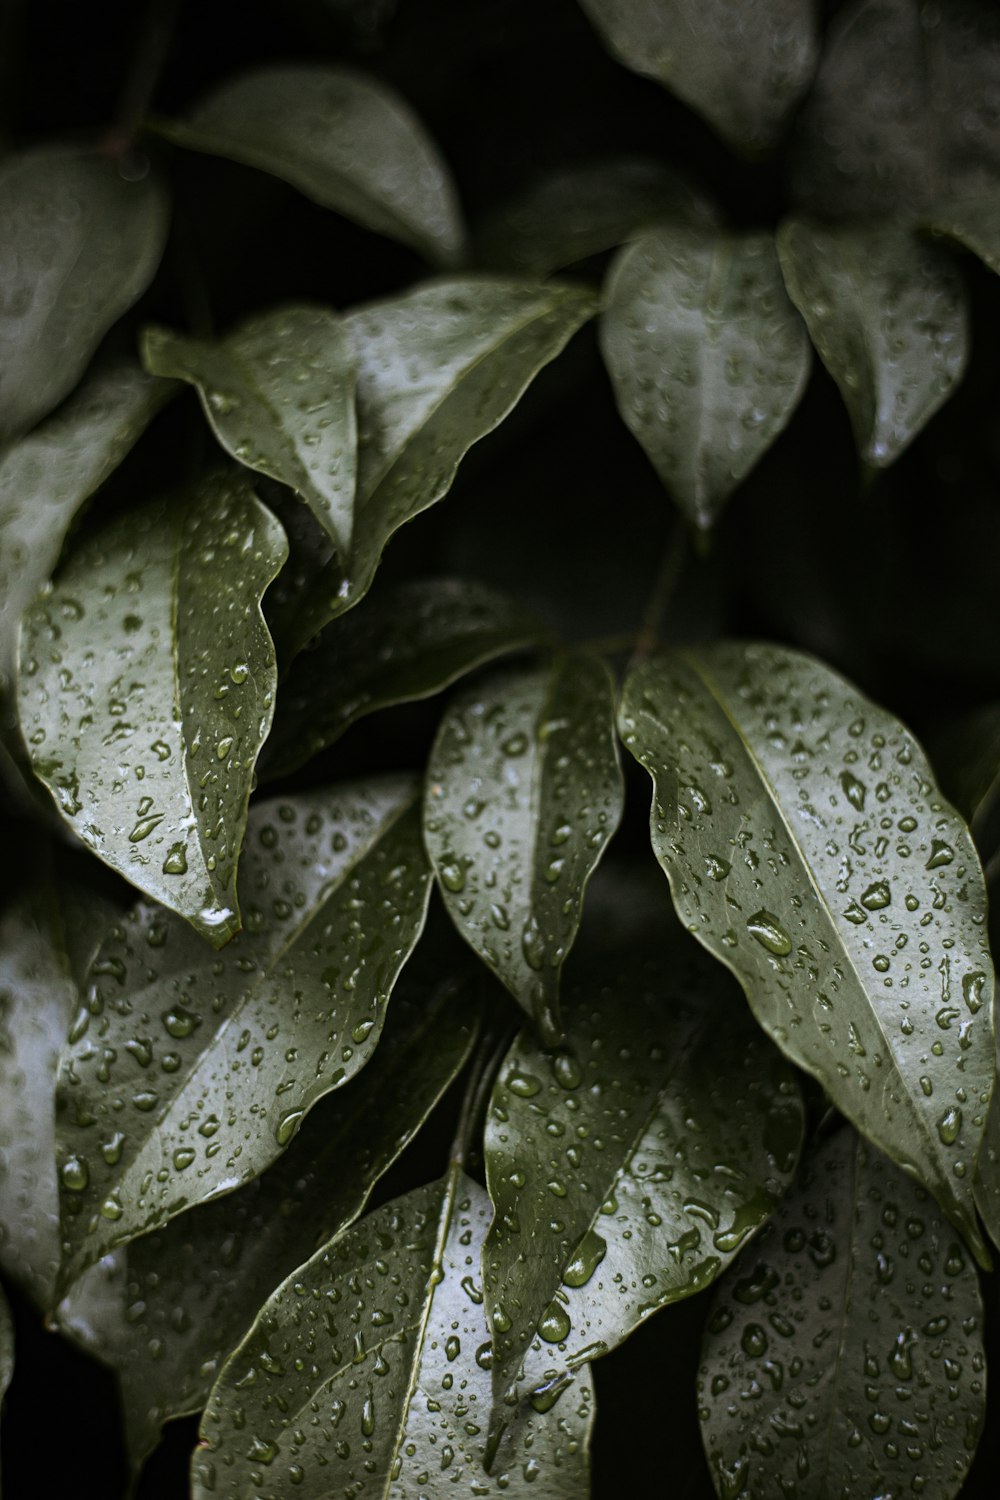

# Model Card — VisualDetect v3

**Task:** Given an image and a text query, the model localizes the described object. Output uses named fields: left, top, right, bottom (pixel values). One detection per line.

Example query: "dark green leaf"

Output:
left=54, top=778, right=431, bottom=1286
left=699, top=1127, right=985, bottom=1500
left=18, top=470, right=288, bottom=942
left=58, top=964, right=478, bottom=1470
left=0, top=146, right=168, bottom=442
left=577, top=0, right=818, bottom=155
left=930, top=703, right=1000, bottom=831
left=160, top=65, right=465, bottom=266
left=142, top=309, right=357, bottom=556
left=777, top=219, right=968, bottom=466
left=193, top=1170, right=594, bottom=1499
left=618, top=643, right=994, bottom=1261
left=265, top=577, right=546, bottom=779
left=483, top=944, right=804, bottom=1428
left=601, top=225, right=809, bottom=531
left=925, top=193, right=1000, bottom=278
left=424, top=654, right=624, bottom=1044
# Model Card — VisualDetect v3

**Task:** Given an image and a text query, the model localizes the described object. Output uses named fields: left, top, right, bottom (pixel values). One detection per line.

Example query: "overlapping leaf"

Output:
left=194, top=1170, right=594, bottom=1499
left=777, top=220, right=968, bottom=466
left=699, top=1127, right=985, bottom=1500
left=424, top=655, right=623, bottom=1044
left=618, top=643, right=995, bottom=1259
left=54, top=779, right=431, bottom=1286
left=578, top=0, right=818, bottom=155
left=0, top=146, right=168, bottom=442
left=160, top=65, right=465, bottom=265
left=602, top=225, right=810, bottom=530
left=483, top=944, right=804, bottom=1430
left=18, top=470, right=287, bottom=942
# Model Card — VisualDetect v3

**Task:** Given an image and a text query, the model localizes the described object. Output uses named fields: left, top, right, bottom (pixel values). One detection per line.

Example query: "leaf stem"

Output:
left=102, top=0, right=179, bottom=159
left=632, top=512, right=688, bottom=662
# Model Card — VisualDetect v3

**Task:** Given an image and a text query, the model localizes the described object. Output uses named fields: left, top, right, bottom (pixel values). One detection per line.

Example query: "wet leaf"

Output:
left=777, top=219, right=968, bottom=467
left=577, top=0, right=818, bottom=156
left=618, top=643, right=995, bottom=1260
left=193, top=1169, right=594, bottom=1499
left=58, top=964, right=478, bottom=1471
left=160, top=65, right=465, bottom=265
left=142, top=308, right=357, bottom=556
left=18, top=470, right=288, bottom=942
left=483, top=943, right=804, bottom=1429
left=601, top=225, right=809, bottom=531
left=699, top=1127, right=985, bottom=1500
left=424, top=654, right=624, bottom=1044
left=276, top=278, right=597, bottom=659
left=53, top=778, right=431, bottom=1286
left=0, top=145, right=169, bottom=442
left=265, top=577, right=546, bottom=779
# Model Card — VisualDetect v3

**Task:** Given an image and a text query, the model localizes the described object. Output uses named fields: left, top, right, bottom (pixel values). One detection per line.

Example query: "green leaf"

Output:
left=193, top=1169, right=594, bottom=1499
left=58, top=962, right=478, bottom=1471
left=265, top=578, right=546, bottom=779
left=618, top=643, right=995, bottom=1262
left=424, top=654, right=624, bottom=1045
left=777, top=219, right=968, bottom=467
left=142, top=309, right=357, bottom=556
left=477, top=156, right=716, bottom=275
left=698, top=1127, right=985, bottom=1500
left=577, top=0, right=819, bottom=156
left=276, top=278, right=598, bottom=660
left=482, top=943, right=804, bottom=1428
left=0, top=146, right=169, bottom=442
left=18, top=470, right=288, bottom=942
left=601, top=225, right=810, bottom=531
left=54, top=778, right=431, bottom=1286
left=159, top=65, right=465, bottom=266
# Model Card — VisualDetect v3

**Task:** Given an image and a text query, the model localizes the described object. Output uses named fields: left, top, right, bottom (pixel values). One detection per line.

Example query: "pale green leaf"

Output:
left=18, top=470, right=288, bottom=943
left=160, top=65, right=465, bottom=265
left=618, top=643, right=995, bottom=1261
left=699, top=1127, right=985, bottom=1500
left=424, top=654, right=624, bottom=1045
left=578, top=0, right=818, bottom=155
left=54, top=778, right=431, bottom=1286
left=601, top=225, right=810, bottom=531
left=142, top=309, right=358, bottom=556
left=265, top=577, right=546, bottom=779
left=193, top=1169, right=594, bottom=1499
left=777, top=219, right=968, bottom=466
left=483, top=943, right=804, bottom=1430
left=0, top=146, right=169, bottom=441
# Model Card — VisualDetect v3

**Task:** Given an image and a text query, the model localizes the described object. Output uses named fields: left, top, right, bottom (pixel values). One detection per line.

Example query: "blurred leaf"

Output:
left=925, top=190, right=1000, bottom=277
left=425, top=654, right=623, bottom=1044
left=602, top=225, right=809, bottom=530
left=193, top=1170, right=594, bottom=1499
left=143, top=308, right=357, bottom=555
left=0, top=146, right=169, bottom=442
left=18, top=470, right=287, bottom=943
left=54, top=778, right=431, bottom=1287
left=930, top=703, right=1000, bottom=830
left=699, top=1126, right=985, bottom=1500
left=160, top=65, right=465, bottom=265
left=577, top=0, right=818, bottom=155
left=619, top=643, right=994, bottom=1261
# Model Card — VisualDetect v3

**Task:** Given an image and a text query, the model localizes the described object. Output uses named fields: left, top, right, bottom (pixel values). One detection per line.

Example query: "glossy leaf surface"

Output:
left=279, top=278, right=597, bottom=658
left=602, top=225, right=809, bottom=531
left=266, top=577, right=545, bottom=778
left=59, top=965, right=478, bottom=1468
left=483, top=945, right=804, bottom=1421
left=424, top=655, right=624, bottom=1044
left=578, top=0, right=818, bottom=155
left=54, top=779, right=431, bottom=1285
left=777, top=219, right=968, bottom=466
left=161, top=65, right=464, bottom=265
left=18, top=470, right=287, bottom=942
left=619, top=643, right=995, bottom=1258
left=194, top=1170, right=594, bottom=1499
left=699, top=1127, right=985, bottom=1500
left=0, top=146, right=168, bottom=442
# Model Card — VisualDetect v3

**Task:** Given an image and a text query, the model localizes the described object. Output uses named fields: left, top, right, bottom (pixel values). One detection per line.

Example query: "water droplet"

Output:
left=538, top=1300, right=571, bottom=1343
left=746, top=911, right=792, bottom=956
left=937, top=1107, right=962, bottom=1145
left=926, top=840, right=955, bottom=869
left=861, top=880, right=891, bottom=911
left=275, top=1109, right=304, bottom=1145
left=162, top=843, right=187, bottom=875
left=61, top=1155, right=89, bottom=1191
left=562, top=1228, right=607, bottom=1287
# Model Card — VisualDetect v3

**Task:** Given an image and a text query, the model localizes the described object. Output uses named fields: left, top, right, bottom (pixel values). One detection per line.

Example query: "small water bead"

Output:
left=61, top=1155, right=89, bottom=1191
left=746, top=911, right=792, bottom=956
left=538, top=1300, right=571, bottom=1343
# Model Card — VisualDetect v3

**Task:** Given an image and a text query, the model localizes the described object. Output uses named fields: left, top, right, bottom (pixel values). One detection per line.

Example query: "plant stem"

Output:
left=102, top=0, right=179, bottom=158
left=632, top=513, right=688, bottom=662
